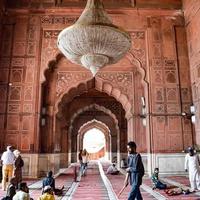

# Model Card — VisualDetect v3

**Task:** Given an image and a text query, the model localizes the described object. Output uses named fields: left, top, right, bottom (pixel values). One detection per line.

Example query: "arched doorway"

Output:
left=77, top=119, right=112, bottom=162
left=83, top=128, right=106, bottom=160
left=39, top=54, right=148, bottom=173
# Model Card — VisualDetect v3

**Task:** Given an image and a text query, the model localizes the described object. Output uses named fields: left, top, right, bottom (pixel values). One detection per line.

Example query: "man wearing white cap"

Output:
left=38, top=185, right=55, bottom=200
left=1, top=146, right=15, bottom=190
left=185, top=146, right=200, bottom=191
left=13, top=149, right=24, bottom=188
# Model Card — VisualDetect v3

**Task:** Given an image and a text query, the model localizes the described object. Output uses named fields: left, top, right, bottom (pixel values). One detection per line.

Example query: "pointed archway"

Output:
left=78, top=120, right=110, bottom=160
left=39, top=53, right=148, bottom=174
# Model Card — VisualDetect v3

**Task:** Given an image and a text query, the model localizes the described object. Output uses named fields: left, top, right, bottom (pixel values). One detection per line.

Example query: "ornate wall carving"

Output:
left=130, top=31, right=146, bottom=66
left=96, top=72, right=134, bottom=99
left=56, top=72, right=91, bottom=97
left=0, top=7, right=192, bottom=157
left=0, top=15, right=40, bottom=151
left=148, top=16, right=192, bottom=152
left=183, top=0, right=200, bottom=144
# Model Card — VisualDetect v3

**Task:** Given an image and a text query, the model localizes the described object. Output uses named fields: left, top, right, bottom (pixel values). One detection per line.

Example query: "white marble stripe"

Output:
left=28, top=180, right=43, bottom=189
left=28, top=168, right=67, bottom=189
left=141, top=184, right=167, bottom=200
left=98, top=161, right=119, bottom=200
left=61, top=182, right=80, bottom=200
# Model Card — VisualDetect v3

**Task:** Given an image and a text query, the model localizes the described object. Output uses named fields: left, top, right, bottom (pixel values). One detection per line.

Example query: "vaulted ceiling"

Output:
left=5, top=0, right=182, bottom=10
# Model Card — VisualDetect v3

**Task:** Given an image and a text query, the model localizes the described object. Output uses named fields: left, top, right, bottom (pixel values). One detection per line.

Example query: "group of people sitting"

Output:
left=2, top=170, right=64, bottom=200
left=0, top=145, right=64, bottom=200
left=3, top=181, right=33, bottom=200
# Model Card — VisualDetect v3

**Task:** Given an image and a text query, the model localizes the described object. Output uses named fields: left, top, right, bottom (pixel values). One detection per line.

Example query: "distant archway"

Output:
left=40, top=52, right=148, bottom=169
left=83, top=128, right=106, bottom=160
left=78, top=119, right=111, bottom=161
left=67, top=103, right=121, bottom=163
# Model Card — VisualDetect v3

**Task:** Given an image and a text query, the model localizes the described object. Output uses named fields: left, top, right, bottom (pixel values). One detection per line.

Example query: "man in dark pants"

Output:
left=125, top=141, right=145, bottom=200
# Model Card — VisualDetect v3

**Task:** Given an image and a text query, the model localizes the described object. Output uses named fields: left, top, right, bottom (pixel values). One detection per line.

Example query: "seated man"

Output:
left=6, top=177, right=16, bottom=199
left=151, top=168, right=167, bottom=190
left=42, top=171, right=64, bottom=195
left=106, top=163, right=119, bottom=175
left=38, top=185, right=55, bottom=200
left=13, top=182, right=30, bottom=200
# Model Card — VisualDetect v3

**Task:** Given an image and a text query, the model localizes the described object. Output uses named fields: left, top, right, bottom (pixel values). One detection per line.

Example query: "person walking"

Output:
left=185, top=146, right=200, bottom=191
left=81, top=149, right=89, bottom=176
left=78, top=149, right=83, bottom=165
left=119, top=141, right=144, bottom=200
left=13, top=150, right=24, bottom=188
left=1, top=146, right=15, bottom=191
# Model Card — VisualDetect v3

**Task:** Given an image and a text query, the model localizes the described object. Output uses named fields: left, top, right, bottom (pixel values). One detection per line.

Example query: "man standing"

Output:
left=185, top=146, right=200, bottom=191
left=1, top=146, right=15, bottom=191
left=13, top=150, right=24, bottom=188
left=122, top=141, right=145, bottom=200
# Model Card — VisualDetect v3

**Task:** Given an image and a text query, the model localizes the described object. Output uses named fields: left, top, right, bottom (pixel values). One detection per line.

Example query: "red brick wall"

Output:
left=183, top=0, right=200, bottom=145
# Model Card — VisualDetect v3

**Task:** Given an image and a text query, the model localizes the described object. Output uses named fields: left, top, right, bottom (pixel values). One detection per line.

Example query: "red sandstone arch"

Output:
left=77, top=119, right=111, bottom=160
left=68, top=103, right=119, bottom=134
left=43, top=51, right=149, bottom=122
left=67, top=104, right=120, bottom=163
left=50, top=54, right=148, bottom=151
left=126, top=51, right=149, bottom=111
left=41, top=51, right=149, bottom=161
left=56, top=78, right=133, bottom=119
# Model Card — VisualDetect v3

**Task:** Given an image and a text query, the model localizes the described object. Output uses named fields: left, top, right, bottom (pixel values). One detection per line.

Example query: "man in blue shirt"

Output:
left=42, top=171, right=64, bottom=195
left=125, top=141, right=144, bottom=200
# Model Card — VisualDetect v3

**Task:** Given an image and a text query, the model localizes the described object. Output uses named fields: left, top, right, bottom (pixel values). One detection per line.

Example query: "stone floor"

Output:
left=0, top=161, right=200, bottom=200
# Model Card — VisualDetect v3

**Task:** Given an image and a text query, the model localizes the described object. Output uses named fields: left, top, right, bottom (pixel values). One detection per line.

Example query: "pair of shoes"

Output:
left=152, top=187, right=156, bottom=190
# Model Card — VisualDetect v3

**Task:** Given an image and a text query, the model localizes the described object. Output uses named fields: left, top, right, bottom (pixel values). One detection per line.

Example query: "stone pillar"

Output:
left=127, top=116, right=134, bottom=141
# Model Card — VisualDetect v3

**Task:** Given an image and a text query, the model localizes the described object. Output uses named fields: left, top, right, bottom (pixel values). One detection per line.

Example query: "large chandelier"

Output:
left=57, top=0, right=131, bottom=76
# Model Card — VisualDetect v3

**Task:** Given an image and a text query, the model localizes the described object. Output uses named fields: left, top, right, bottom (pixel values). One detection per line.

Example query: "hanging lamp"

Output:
left=57, top=0, right=131, bottom=76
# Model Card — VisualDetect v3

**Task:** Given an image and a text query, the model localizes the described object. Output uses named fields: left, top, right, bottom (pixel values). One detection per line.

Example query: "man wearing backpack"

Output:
left=120, top=141, right=144, bottom=200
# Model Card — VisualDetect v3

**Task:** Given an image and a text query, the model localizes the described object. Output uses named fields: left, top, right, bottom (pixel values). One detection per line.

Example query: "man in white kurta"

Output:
left=185, top=147, right=200, bottom=191
left=106, top=163, right=119, bottom=175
